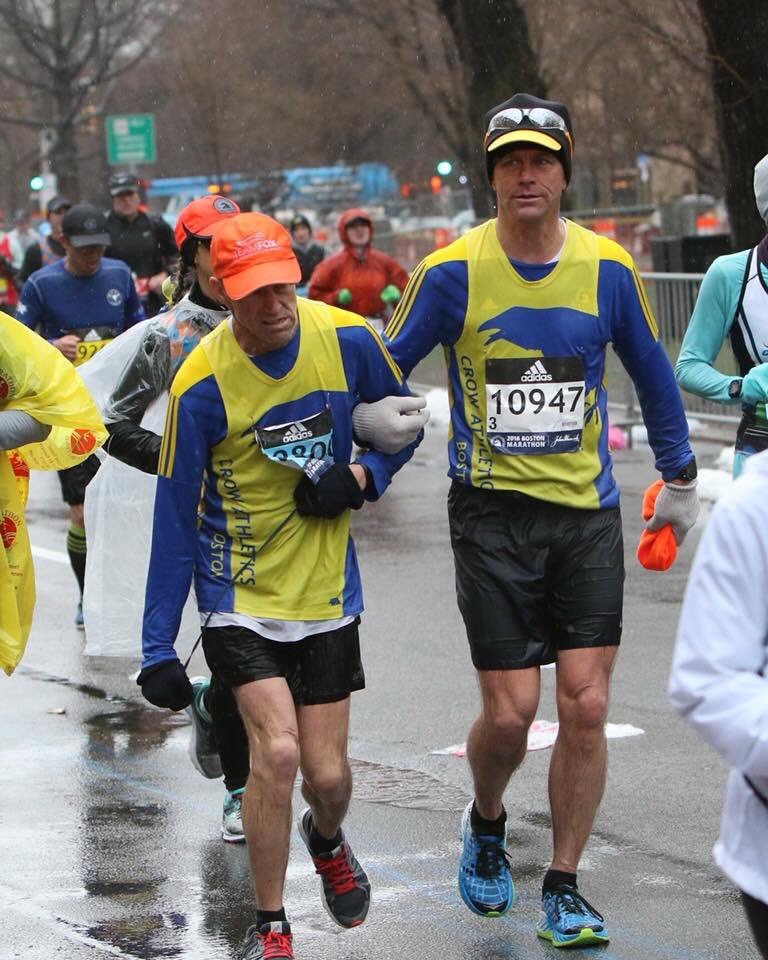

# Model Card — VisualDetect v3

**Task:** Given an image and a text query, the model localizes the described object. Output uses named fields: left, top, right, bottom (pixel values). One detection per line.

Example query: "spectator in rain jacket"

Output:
left=308, top=208, right=408, bottom=320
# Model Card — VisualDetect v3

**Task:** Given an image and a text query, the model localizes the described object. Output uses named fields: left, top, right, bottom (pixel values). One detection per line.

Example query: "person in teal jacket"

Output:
left=676, top=153, right=768, bottom=476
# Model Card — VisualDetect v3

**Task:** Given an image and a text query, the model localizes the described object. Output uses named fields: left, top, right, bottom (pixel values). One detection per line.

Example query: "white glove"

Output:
left=352, top=395, right=430, bottom=454
left=645, top=480, right=699, bottom=544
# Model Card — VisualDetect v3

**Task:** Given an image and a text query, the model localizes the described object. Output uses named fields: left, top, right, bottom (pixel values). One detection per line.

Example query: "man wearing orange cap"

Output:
left=137, top=211, right=422, bottom=959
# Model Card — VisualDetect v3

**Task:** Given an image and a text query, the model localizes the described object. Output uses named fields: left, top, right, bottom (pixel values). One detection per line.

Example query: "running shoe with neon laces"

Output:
left=458, top=800, right=514, bottom=917
left=297, top=807, right=370, bottom=928
left=242, top=921, right=293, bottom=960
left=536, top=883, right=609, bottom=948
left=222, top=789, right=246, bottom=843
left=75, top=600, right=84, bottom=630
left=185, top=677, right=222, bottom=779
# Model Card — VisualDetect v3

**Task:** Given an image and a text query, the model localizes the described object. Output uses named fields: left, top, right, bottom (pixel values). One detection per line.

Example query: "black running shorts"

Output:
left=448, top=482, right=624, bottom=670
left=202, top=617, right=365, bottom=705
left=57, top=454, right=101, bottom=506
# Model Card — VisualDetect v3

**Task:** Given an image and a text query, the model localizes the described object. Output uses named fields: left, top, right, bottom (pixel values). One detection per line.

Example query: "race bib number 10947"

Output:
left=485, top=356, right=585, bottom=455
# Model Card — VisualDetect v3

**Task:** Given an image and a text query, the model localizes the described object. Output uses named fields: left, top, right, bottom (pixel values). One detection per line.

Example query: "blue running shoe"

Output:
left=537, top=884, right=609, bottom=948
left=458, top=800, right=514, bottom=917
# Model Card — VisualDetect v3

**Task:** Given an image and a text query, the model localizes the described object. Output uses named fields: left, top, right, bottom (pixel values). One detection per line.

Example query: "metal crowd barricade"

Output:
left=608, top=271, right=740, bottom=437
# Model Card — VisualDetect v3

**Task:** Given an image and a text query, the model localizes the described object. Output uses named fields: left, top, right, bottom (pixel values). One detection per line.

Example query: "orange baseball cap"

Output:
left=174, top=195, right=240, bottom=250
left=210, top=212, right=301, bottom=300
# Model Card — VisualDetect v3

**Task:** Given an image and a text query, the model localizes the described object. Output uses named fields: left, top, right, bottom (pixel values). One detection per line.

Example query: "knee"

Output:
left=558, top=685, right=609, bottom=731
left=483, top=703, right=537, bottom=742
left=256, top=734, right=300, bottom=786
left=301, top=758, right=349, bottom=803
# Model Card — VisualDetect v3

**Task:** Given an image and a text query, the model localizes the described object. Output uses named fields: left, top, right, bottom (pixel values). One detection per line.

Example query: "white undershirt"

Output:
left=200, top=611, right=355, bottom=643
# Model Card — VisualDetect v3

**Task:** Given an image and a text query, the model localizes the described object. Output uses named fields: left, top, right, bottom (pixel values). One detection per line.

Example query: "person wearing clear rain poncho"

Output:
left=79, top=194, right=255, bottom=842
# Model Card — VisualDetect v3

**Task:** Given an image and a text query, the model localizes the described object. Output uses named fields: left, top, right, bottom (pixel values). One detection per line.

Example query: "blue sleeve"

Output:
left=675, top=254, right=746, bottom=404
left=337, top=322, right=421, bottom=501
left=605, top=260, right=694, bottom=479
left=384, top=259, right=467, bottom=377
left=141, top=377, right=226, bottom=668
left=124, top=274, right=146, bottom=328
left=16, top=277, right=45, bottom=336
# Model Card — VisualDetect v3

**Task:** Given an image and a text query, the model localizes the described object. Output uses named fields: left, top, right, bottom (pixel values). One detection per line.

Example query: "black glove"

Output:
left=105, top=419, right=162, bottom=474
left=293, top=463, right=365, bottom=518
left=137, top=659, right=193, bottom=710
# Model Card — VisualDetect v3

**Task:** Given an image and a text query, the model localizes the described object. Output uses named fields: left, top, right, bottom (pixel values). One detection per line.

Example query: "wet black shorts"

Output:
left=57, top=454, right=100, bottom=506
left=202, top=617, right=365, bottom=706
left=448, top=482, right=624, bottom=670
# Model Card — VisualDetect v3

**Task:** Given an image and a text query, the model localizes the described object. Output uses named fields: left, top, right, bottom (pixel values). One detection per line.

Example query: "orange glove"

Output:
left=636, top=479, right=677, bottom=571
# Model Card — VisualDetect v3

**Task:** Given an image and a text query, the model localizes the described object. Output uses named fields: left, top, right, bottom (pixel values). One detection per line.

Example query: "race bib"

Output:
left=73, top=338, right=111, bottom=367
left=485, top=357, right=585, bottom=455
left=255, top=407, right=334, bottom=482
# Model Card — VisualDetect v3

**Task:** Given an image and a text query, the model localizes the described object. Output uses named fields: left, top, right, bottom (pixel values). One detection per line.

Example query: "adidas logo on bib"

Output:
left=520, top=360, right=552, bottom=382
left=282, top=422, right=313, bottom=443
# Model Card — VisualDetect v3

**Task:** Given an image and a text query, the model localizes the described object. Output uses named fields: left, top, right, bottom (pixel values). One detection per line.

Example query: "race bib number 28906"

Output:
left=485, top=356, right=585, bottom=455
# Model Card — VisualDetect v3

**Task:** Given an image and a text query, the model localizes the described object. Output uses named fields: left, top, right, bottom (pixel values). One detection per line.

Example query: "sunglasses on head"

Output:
left=486, top=107, right=569, bottom=139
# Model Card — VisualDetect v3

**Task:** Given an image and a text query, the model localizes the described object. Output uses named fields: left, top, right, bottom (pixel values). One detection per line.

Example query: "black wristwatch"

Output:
left=728, top=378, right=743, bottom=399
left=673, top=458, right=698, bottom=482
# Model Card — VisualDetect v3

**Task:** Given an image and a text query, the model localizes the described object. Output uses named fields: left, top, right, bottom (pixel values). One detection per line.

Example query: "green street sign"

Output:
left=105, top=113, right=156, bottom=165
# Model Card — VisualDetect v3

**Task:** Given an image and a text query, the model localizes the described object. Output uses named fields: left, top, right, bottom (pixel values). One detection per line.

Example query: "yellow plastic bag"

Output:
left=0, top=312, right=107, bottom=675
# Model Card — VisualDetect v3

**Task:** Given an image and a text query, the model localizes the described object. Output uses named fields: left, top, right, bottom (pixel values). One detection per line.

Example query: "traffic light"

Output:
left=436, top=160, right=453, bottom=176
left=29, top=175, right=44, bottom=192
left=430, top=175, right=442, bottom=194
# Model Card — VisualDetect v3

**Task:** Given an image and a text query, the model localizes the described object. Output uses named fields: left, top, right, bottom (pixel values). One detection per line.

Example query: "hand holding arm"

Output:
left=352, top=394, right=429, bottom=454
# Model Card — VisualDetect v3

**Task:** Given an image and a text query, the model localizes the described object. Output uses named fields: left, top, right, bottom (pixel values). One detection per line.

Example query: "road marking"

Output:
left=432, top=720, right=645, bottom=756
left=31, top=543, right=69, bottom=565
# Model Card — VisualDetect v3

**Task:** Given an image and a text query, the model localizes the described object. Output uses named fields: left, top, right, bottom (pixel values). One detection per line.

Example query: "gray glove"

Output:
left=645, top=480, right=699, bottom=544
left=352, top=395, right=430, bottom=454
left=0, top=410, right=51, bottom=450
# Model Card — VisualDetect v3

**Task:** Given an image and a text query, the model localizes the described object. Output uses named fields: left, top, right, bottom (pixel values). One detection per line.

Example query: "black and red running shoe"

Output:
left=297, top=808, right=371, bottom=928
left=242, top=921, right=293, bottom=960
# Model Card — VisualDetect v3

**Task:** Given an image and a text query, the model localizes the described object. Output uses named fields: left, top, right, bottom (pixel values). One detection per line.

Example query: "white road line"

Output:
left=31, top=544, right=69, bottom=565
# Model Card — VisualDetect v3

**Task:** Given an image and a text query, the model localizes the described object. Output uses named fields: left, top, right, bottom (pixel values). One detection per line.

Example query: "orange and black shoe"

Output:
left=242, top=921, right=293, bottom=960
left=297, top=808, right=371, bottom=928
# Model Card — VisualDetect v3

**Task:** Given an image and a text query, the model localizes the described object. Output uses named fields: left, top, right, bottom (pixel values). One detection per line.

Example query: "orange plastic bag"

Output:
left=636, top=479, right=677, bottom=571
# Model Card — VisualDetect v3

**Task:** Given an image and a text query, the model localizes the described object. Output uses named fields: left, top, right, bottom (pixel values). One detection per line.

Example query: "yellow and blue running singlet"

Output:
left=142, top=298, right=417, bottom=668
left=385, top=219, right=691, bottom=509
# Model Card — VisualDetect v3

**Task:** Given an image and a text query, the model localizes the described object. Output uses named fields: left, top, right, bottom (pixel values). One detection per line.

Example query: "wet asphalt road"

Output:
left=2, top=425, right=759, bottom=960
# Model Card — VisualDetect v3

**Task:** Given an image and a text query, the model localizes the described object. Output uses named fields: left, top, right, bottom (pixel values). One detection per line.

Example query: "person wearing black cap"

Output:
left=105, top=172, right=177, bottom=317
left=18, top=195, right=72, bottom=283
left=17, top=202, right=145, bottom=628
left=378, top=92, right=698, bottom=946
left=288, top=213, right=326, bottom=289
